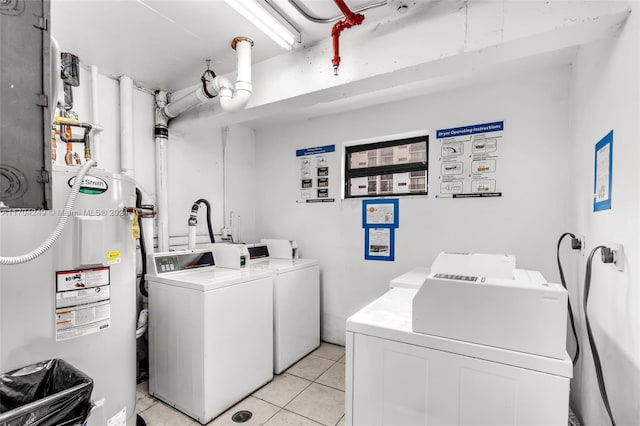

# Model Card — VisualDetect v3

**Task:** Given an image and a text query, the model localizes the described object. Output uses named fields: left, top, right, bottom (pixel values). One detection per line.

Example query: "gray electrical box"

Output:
left=0, top=0, right=52, bottom=209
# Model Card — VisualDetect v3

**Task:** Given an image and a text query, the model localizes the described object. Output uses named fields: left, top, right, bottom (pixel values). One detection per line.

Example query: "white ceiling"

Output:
left=50, top=0, right=400, bottom=91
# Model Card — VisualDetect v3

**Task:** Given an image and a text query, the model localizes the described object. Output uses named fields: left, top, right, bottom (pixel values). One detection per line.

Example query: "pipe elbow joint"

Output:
left=234, top=80, right=252, bottom=94
left=219, top=89, right=251, bottom=112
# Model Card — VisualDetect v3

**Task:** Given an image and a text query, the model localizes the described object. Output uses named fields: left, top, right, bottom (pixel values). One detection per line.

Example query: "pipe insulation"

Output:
left=120, top=75, right=135, bottom=177
left=90, top=65, right=102, bottom=165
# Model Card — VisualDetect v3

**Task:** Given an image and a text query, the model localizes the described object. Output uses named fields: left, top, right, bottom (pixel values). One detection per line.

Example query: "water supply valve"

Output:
left=123, top=205, right=156, bottom=218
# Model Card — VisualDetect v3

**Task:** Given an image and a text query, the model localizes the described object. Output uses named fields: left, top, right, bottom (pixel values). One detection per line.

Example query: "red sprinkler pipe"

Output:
left=331, top=0, right=365, bottom=75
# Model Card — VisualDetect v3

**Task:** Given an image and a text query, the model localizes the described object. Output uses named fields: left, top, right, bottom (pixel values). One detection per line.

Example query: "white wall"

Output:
left=569, top=5, right=640, bottom=425
left=255, top=65, right=574, bottom=345
left=168, top=115, right=259, bottom=247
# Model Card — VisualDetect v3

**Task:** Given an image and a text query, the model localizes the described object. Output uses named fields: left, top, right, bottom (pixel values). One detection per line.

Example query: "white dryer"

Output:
left=146, top=249, right=273, bottom=424
left=345, top=288, right=572, bottom=426
left=248, top=243, right=320, bottom=374
left=345, top=255, right=572, bottom=426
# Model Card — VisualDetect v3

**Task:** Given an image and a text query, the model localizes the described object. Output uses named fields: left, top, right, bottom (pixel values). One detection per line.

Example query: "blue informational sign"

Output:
left=296, top=144, right=336, bottom=203
left=296, top=145, right=336, bottom=157
left=436, top=121, right=504, bottom=139
left=364, top=228, right=396, bottom=262
left=362, top=199, right=399, bottom=261
left=594, top=130, right=613, bottom=212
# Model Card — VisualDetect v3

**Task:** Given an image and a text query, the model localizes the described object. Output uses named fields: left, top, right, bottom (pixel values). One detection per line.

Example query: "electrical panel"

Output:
left=0, top=0, right=52, bottom=209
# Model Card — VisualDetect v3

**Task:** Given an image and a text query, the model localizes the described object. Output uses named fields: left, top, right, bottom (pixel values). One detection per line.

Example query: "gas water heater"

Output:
left=0, top=165, right=138, bottom=425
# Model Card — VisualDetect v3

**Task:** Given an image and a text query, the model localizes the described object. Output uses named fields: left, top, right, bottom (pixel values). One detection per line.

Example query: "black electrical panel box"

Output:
left=0, top=0, right=52, bottom=209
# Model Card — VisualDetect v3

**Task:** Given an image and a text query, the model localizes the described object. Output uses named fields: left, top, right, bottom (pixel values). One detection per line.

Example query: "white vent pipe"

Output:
left=120, top=75, right=135, bottom=178
left=153, top=37, right=252, bottom=252
left=163, top=37, right=253, bottom=119
left=50, top=37, right=61, bottom=125
left=90, top=65, right=102, bottom=165
left=154, top=91, right=170, bottom=252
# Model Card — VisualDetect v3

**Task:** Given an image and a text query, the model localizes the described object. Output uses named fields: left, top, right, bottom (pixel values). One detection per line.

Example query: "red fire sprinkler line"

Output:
left=331, top=0, right=365, bottom=75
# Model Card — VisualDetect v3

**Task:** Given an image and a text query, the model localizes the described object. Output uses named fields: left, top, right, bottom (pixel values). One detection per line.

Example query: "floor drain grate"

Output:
left=232, top=410, right=253, bottom=423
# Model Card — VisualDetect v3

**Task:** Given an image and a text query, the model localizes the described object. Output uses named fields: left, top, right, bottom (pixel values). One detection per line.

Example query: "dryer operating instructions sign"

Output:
left=296, top=144, right=335, bottom=203
left=435, top=121, right=504, bottom=198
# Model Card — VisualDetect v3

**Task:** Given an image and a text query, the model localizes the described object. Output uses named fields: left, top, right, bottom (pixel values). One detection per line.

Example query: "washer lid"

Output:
left=250, top=258, right=319, bottom=273
left=346, top=288, right=573, bottom=378
left=145, top=267, right=272, bottom=291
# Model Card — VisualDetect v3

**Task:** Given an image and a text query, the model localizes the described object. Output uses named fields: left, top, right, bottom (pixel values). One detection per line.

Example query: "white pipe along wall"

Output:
left=153, top=37, right=253, bottom=251
left=90, top=65, right=102, bottom=165
left=120, top=75, right=135, bottom=178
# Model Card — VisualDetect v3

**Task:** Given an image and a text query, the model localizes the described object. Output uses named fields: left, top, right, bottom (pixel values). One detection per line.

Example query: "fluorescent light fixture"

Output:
left=224, top=0, right=298, bottom=50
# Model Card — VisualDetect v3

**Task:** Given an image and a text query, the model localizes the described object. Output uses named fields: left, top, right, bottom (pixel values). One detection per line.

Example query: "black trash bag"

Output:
left=0, top=359, right=93, bottom=426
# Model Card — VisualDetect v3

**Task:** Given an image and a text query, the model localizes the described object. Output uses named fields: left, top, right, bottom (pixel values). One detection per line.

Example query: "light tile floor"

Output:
left=138, top=342, right=346, bottom=426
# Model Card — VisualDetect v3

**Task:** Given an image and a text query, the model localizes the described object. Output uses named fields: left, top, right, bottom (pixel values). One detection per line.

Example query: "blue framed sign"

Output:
left=594, top=130, right=613, bottom=212
left=364, top=228, right=396, bottom=261
left=362, top=199, right=399, bottom=261
left=362, top=199, right=399, bottom=228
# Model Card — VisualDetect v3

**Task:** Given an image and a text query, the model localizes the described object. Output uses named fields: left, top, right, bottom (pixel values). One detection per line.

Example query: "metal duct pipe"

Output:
left=288, top=0, right=385, bottom=23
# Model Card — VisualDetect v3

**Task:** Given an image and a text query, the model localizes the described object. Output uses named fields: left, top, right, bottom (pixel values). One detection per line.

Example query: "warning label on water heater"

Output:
left=55, top=267, right=111, bottom=341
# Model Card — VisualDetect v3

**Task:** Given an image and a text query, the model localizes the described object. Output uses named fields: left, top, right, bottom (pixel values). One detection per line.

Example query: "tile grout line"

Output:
left=252, top=376, right=313, bottom=408
left=314, top=359, right=347, bottom=392
left=279, top=408, right=327, bottom=426
left=138, top=345, right=346, bottom=425
left=286, top=357, right=345, bottom=426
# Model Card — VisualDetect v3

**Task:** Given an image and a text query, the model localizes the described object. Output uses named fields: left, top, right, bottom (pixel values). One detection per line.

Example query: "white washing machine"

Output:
left=248, top=243, right=320, bottom=374
left=146, top=249, right=274, bottom=424
left=345, top=254, right=572, bottom=426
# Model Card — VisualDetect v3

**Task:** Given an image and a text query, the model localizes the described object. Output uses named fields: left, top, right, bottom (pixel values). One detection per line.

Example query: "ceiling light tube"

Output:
left=224, top=0, right=298, bottom=50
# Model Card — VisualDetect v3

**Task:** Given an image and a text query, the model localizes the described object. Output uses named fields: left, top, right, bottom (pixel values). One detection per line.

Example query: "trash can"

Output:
left=0, top=359, right=93, bottom=426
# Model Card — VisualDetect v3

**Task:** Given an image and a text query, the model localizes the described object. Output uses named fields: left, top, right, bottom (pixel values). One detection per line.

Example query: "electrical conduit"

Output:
left=0, top=160, right=96, bottom=265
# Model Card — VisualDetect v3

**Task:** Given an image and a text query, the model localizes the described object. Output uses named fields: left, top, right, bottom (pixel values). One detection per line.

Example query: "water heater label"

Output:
left=67, top=175, right=109, bottom=195
left=107, top=250, right=121, bottom=264
left=55, top=267, right=111, bottom=341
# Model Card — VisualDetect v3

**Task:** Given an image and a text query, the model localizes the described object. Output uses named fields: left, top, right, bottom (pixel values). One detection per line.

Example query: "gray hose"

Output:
left=0, top=160, right=96, bottom=265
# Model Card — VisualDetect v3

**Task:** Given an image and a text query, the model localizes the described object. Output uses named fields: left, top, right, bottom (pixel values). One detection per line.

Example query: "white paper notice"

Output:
left=365, top=204, right=395, bottom=225
left=368, top=228, right=390, bottom=256
left=55, top=267, right=111, bottom=341
left=595, top=143, right=610, bottom=203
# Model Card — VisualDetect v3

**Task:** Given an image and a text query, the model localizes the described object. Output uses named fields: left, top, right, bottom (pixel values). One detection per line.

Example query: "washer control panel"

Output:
left=150, top=250, right=215, bottom=275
